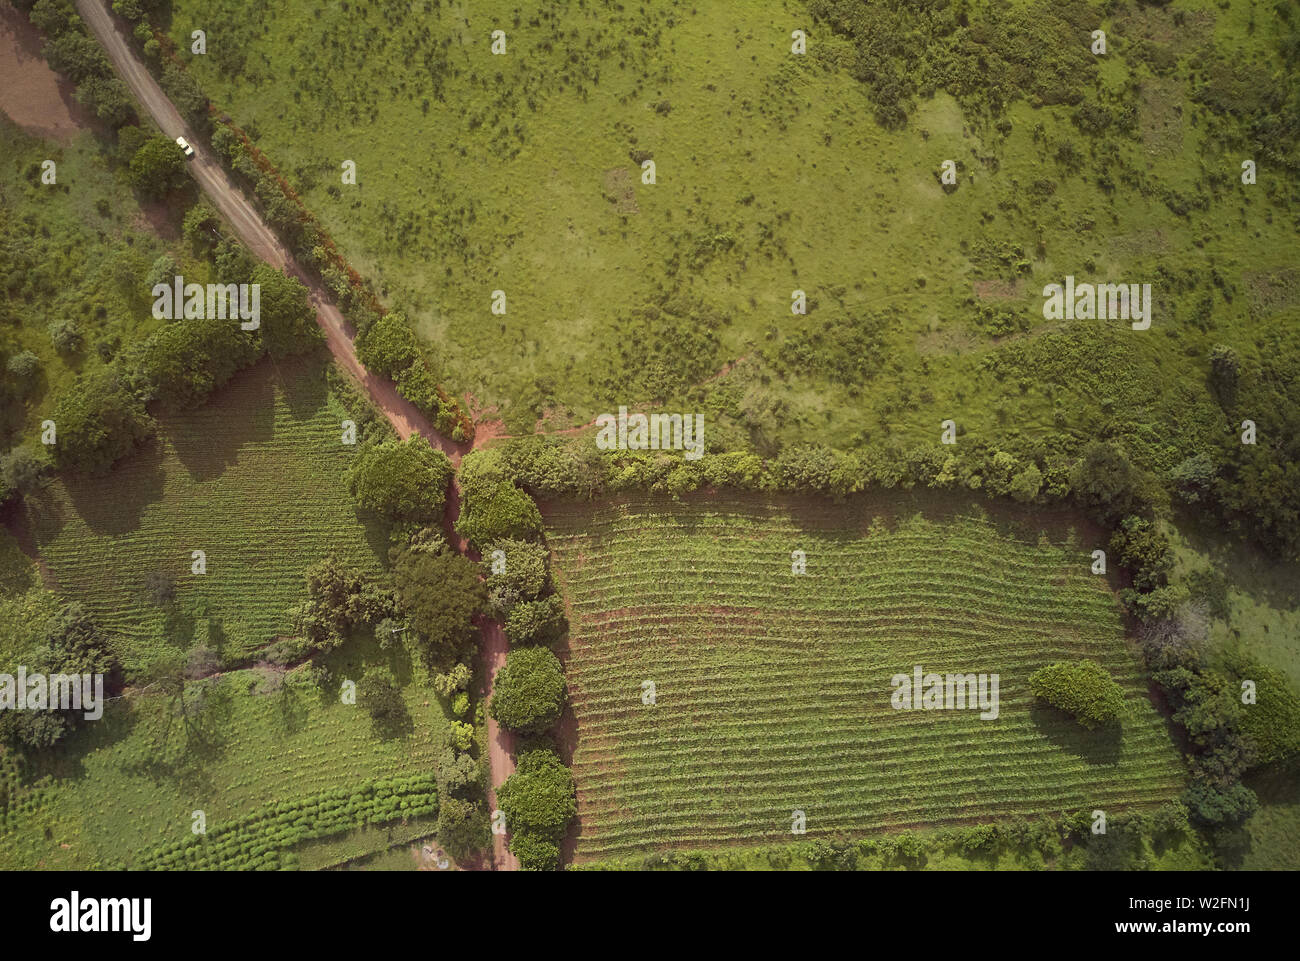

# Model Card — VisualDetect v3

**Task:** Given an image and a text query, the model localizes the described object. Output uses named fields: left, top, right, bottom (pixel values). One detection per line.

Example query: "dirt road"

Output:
left=75, top=0, right=516, bottom=869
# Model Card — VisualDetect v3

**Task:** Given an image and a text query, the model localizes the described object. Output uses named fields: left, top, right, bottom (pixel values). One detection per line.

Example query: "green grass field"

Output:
left=544, top=492, right=1186, bottom=863
left=163, top=0, right=1299, bottom=470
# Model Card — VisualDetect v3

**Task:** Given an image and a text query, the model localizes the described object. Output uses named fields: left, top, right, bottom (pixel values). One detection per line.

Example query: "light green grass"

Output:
left=545, top=492, right=1186, bottom=863
left=163, top=0, right=1298, bottom=472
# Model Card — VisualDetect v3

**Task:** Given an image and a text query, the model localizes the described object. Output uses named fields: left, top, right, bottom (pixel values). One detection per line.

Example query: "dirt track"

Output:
left=73, top=0, right=517, bottom=869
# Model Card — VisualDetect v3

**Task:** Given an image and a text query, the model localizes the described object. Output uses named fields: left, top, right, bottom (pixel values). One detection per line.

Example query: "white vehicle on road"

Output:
left=175, top=136, right=195, bottom=158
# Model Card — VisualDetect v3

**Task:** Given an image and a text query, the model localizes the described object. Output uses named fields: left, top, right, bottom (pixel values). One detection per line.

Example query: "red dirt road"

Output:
left=74, top=0, right=515, bottom=868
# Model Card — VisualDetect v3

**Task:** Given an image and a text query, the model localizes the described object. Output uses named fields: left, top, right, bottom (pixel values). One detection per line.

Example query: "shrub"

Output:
left=510, top=831, right=561, bottom=871
left=1028, top=660, right=1125, bottom=729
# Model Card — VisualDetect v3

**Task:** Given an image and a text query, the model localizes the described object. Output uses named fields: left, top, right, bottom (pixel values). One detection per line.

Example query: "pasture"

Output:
left=544, top=492, right=1186, bottom=863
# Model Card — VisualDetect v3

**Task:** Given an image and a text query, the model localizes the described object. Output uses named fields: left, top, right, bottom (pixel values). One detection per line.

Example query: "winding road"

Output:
left=74, top=0, right=519, bottom=870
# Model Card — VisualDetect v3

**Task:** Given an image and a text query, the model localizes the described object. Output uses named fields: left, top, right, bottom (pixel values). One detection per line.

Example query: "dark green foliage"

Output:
left=509, top=831, right=561, bottom=871
left=133, top=316, right=260, bottom=410
left=0, top=444, right=52, bottom=497
left=49, top=368, right=155, bottom=475
left=482, top=537, right=551, bottom=616
left=1028, top=661, right=1125, bottom=729
left=358, top=666, right=404, bottom=724
left=251, top=264, right=322, bottom=359
left=437, top=794, right=488, bottom=860
left=488, top=646, right=566, bottom=734
left=1225, top=654, right=1300, bottom=768
left=503, top=595, right=567, bottom=647
left=290, top=555, right=397, bottom=654
left=128, top=136, right=188, bottom=198
left=1069, top=441, right=1144, bottom=523
left=456, top=481, right=543, bottom=548
left=0, top=603, right=119, bottom=750
left=392, top=549, right=486, bottom=661
left=356, top=311, right=420, bottom=378
left=495, top=747, right=576, bottom=840
left=1109, top=516, right=1173, bottom=592
left=347, top=435, right=452, bottom=522
left=435, top=748, right=481, bottom=799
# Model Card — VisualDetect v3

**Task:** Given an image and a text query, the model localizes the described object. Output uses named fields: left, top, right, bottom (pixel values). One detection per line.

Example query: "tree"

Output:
left=128, top=136, right=187, bottom=198
left=503, top=595, right=567, bottom=647
left=1, top=444, right=52, bottom=497
left=437, top=795, right=488, bottom=861
left=356, top=311, right=420, bottom=378
left=1225, top=655, right=1300, bottom=768
left=436, top=748, right=481, bottom=798
left=483, top=538, right=551, bottom=616
left=510, top=831, right=561, bottom=871
left=393, top=550, right=485, bottom=660
left=456, top=481, right=543, bottom=548
left=495, top=748, right=576, bottom=840
left=1069, top=441, right=1143, bottom=522
left=134, top=315, right=260, bottom=410
left=348, top=436, right=452, bottom=521
left=6, top=350, right=41, bottom=384
left=251, top=264, right=321, bottom=358
left=50, top=367, right=155, bottom=474
left=291, top=556, right=396, bottom=653
left=489, top=647, right=566, bottom=734
left=1028, top=661, right=1125, bottom=729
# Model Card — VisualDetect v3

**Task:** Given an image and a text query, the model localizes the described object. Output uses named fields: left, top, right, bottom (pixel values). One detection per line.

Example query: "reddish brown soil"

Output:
left=0, top=6, right=94, bottom=139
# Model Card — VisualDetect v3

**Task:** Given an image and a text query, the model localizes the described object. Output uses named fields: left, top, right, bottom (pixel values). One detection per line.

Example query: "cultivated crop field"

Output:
left=16, top=355, right=388, bottom=672
left=545, top=493, right=1186, bottom=863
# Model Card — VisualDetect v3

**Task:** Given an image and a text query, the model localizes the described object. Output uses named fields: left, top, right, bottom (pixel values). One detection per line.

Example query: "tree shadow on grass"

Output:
left=167, top=361, right=277, bottom=483
left=61, top=437, right=167, bottom=537
left=1029, top=701, right=1124, bottom=765
left=273, top=352, right=333, bottom=423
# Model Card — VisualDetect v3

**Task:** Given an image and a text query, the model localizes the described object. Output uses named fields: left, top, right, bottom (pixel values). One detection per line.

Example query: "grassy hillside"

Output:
left=545, top=492, right=1186, bottom=863
left=162, top=0, right=1299, bottom=467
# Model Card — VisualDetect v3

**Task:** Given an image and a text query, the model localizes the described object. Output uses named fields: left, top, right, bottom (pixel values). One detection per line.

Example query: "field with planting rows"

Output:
left=16, top=356, right=388, bottom=671
left=544, top=493, right=1187, bottom=863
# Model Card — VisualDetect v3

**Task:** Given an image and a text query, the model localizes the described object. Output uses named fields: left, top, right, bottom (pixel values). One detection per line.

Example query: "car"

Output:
left=175, top=136, right=195, bottom=158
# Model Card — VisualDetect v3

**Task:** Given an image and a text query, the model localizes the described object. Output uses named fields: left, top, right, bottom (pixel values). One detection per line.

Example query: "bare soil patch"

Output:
left=602, top=167, right=639, bottom=214
left=0, top=6, right=93, bottom=140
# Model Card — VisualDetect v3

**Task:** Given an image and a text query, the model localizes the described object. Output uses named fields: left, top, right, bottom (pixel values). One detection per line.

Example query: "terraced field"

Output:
left=17, top=355, right=388, bottom=671
left=544, top=493, right=1187, bottom=863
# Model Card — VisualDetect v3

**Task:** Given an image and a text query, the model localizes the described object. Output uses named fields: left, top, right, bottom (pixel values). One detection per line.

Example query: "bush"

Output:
left=483, top=537, right=551, bottom=615
left=437, top=795, right=488, bottom=860
left=356, top=311, right=420, bottom=378
left=128, top=135, right=187, bottom=198
left=1028, top=660, right=1125, bottom=729
left=50, top=367, right=155, bottom=474
left=489, top=647, right=566, bottom=734
left=393, top=550, right=486, bottom=661
left=1226, top=655, right=1300, bottom=768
